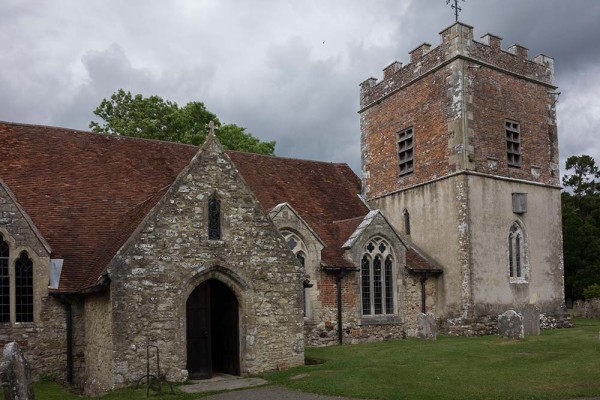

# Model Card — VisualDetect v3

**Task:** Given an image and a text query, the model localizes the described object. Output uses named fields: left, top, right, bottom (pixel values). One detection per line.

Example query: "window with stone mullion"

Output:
left=15, top=252, right=34, bottom=323
left=0, top=236, right=9, bottom=323
left=361, top=255, right=371, bottom=315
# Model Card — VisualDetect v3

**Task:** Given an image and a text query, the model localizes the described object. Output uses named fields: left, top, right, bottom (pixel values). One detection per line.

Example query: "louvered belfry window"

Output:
left=398, top=127, right=414, bottom=176
left=506, top=120, right=521, bottom=167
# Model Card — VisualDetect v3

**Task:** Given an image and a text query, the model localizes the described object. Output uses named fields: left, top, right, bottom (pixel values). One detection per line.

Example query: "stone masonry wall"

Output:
left=104, top=136, right=304, bottom=388
left=305, top=213, right=439, bottom=345
left=0, top=182, right=67, bottom=382
left=81, top=292, right=113, bottom=395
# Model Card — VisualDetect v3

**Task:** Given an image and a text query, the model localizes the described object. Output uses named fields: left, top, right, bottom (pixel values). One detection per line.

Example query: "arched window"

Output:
left=15, top=251, right=33, bottom=323
left=361, top=237, right=395, bottom=315
left=508, top=222, right=527, bottom=280
left=403, top=209, right=411, bottom=235
left=281, top=231, right=311, bottom=317
left=0, top=234, right=9, bottom=323
left=208, top=194, right=221, bottom=240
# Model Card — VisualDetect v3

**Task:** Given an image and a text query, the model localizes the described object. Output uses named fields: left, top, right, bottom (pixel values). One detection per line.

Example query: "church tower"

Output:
left=359, top=22, right=565, bottom=331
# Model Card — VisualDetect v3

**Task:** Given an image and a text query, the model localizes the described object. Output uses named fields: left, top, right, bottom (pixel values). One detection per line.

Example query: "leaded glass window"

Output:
left=508, top=222, right=527, bottom=280
left=281, top=230, right=312, bottom=318
left=15, top=252, right=33, bottom=323
left=361, top=237, right=395, bottom=316
left=361, top=255, right=371, bottom=315
left=208, top=195, right=221, bottom=240
left=0, top=235, right=9, bottom=323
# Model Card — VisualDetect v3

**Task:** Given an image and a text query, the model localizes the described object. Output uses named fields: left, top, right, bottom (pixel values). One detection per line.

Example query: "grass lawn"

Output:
left=265, top=318, right=600, bottom=400
left=4, top=318, right=600, bottom=399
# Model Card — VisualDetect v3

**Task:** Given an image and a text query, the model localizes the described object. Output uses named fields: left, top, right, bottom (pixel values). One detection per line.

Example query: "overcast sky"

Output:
left=2, top=0, right=600, bottom=174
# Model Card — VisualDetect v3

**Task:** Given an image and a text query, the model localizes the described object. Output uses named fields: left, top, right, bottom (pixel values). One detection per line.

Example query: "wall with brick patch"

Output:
left=360, top=22, right=565, bottom=330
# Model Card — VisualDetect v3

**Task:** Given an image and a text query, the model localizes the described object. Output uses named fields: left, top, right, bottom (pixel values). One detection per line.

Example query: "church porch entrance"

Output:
left=186, top=278, right=240, bottom=380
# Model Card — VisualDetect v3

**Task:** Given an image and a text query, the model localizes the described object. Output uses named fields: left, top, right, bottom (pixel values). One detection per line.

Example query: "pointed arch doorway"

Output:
left=186, top=278, right=240, bottom=379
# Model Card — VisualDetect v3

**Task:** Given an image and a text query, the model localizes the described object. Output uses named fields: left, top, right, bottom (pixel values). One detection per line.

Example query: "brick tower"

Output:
left=359, top=22, right=566, bottom=331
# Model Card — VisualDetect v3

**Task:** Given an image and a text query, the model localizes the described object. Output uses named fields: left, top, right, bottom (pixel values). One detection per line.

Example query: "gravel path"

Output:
left=204, top=386, right=367, bottom=400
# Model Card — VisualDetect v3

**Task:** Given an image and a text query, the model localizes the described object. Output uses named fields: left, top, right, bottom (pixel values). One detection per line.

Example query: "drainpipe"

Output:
left=57, top=295, right=73, bottom=383
left=336, top=270, right=346, bottom=345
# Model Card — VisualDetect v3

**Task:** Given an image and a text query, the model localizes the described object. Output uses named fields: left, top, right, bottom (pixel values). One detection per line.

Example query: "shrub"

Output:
left=583, top=283, right=600, bottom=299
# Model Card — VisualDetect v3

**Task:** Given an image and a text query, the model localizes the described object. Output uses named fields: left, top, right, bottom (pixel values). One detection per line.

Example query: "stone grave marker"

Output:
left=498, top=310, right=524, bottom=339
left=521, top=304, right=540, bottom=336
left=0, top=342, right=36, bottom=400
left=417, top=312, right=437, bottom=340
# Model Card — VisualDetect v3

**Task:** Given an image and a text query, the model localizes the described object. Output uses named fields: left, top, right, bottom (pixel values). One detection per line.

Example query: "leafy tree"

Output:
left=89, top=89, right=275, bottom=155
left=562, top=154, right=600, bottom=299
left=563, top=155, right=600, bottom=199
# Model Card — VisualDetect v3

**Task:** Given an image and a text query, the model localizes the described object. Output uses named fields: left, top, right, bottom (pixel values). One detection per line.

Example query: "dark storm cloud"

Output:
left=1, top=0, right=599, bottom=174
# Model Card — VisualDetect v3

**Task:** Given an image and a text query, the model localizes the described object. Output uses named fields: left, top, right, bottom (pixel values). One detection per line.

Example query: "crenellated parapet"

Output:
left=360, top=22, right=555, bottom=111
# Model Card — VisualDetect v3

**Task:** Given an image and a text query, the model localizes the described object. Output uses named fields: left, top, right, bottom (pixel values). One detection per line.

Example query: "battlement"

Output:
left=359, top=22, right=555, bottom=111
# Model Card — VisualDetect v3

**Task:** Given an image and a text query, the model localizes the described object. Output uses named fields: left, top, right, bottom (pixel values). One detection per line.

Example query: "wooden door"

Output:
left=211, top=280, right=240, bottom=375
left=186, top=281, right=211, bottom=379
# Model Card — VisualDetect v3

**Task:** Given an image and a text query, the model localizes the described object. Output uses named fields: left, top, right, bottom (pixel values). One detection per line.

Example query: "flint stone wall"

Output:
left=573, top=299, right=600, bottom=318
left=103, top=138, right=304, bottom=389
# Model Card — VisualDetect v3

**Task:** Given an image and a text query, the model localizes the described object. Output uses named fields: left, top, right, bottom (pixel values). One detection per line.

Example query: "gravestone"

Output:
left=521, top=305, right=540, bottom=336
left=498, top=310, right=524, bottom=339
left=416, top=313, right=437, bottom=340
left=0, top=342, right=36, bottom=400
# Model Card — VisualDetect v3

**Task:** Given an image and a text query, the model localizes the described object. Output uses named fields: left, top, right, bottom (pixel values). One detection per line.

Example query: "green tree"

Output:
left=89, top=89, right=275, bottom=154
left=562, top=155, right=600, bottom=199
left=562, top=154, right=600, bottom=299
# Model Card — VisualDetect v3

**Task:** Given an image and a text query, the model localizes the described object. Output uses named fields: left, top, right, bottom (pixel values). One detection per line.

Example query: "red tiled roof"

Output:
left=0, top=122, right=197, bottom=291
left=0, top=122, right=369, bottom=290
left=226, top=152, right=369, bottom=268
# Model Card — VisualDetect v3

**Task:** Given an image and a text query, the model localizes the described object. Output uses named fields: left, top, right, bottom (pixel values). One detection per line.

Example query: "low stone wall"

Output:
left=439, top=315, right=498, bottom=336
left=572, top=299, right=600, bottom=318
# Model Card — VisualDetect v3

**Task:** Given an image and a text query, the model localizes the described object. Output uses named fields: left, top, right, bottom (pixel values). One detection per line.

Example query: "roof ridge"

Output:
left=226, top=150, right=351, bottom=167
left=0, top=120, right=199, bottom=149
left=333, top=215, right=367, bottom=224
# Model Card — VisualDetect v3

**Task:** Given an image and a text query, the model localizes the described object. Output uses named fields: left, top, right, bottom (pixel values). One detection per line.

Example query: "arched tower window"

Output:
left=361, top=237, right=395, bottom=316
left=15, top=251, right=33, bottom=323
left=403, top=209, right=411, bottom=235
left=508, top=221, right=527, bottom=280
left=208, top=194, right=221, bottom=240
left=0, top=234, right=9, bottom=323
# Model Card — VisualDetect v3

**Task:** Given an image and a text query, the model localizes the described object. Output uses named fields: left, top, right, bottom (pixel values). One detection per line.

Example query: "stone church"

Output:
left=0, top=22, right=566, bottom=394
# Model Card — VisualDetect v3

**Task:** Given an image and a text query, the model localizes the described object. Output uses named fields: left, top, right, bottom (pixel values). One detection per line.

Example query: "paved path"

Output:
left=204, top=386, right=366, bottom=400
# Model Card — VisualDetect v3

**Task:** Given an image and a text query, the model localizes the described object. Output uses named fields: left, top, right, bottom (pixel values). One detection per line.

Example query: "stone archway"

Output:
left=186, top=278, right=240, bottom=379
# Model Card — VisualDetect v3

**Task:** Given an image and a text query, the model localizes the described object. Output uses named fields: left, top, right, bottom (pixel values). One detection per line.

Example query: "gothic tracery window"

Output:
left=281, top=231, right=310, bottom=317
left=361, top=237, right=395, bottom=315
left=508, top=221, right=527, bottom=280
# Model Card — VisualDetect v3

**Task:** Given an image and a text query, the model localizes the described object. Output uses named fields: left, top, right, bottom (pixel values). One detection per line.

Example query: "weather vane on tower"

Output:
left=446, top=0, right=465, bottom=22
